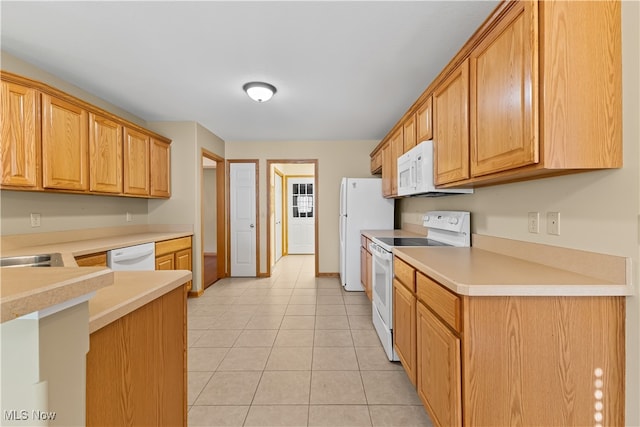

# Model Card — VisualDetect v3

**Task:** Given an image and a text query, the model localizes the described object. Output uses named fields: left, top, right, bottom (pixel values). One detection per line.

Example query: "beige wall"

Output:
left=399, top=3, right=640, bottom=423
left=225, top=140, right=378, bottom=274
left=147, top=121, right=225, bottom=292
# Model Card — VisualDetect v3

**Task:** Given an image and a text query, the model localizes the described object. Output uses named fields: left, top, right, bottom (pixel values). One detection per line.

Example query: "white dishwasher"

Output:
left=107, top=242, right=156, bottom=271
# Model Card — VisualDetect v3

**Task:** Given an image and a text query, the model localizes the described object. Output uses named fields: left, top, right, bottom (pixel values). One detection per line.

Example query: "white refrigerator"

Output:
left=339, top=178, right=394, bottom=291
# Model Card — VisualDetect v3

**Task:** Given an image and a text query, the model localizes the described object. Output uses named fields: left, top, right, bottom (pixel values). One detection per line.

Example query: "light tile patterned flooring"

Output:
left=187, top=255, right=434, bottom=427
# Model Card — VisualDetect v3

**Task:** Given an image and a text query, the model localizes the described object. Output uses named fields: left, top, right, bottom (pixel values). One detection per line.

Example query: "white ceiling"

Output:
left=1, top=1, right=499, bottom=142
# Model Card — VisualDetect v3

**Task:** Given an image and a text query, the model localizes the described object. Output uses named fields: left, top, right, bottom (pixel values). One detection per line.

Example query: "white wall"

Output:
left=225, top=140, right=378, bottom=274
left=399, top=3, right=640, bottom=423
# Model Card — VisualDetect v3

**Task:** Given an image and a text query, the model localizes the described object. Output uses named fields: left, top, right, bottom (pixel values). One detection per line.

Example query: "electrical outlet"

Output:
left=126, top=212, right=133, bottom=222
left=30, top=213, right=41, bottom=228
left=547, top=212, right=560, bottom=235
left=528, top=212, right=539, bottom=233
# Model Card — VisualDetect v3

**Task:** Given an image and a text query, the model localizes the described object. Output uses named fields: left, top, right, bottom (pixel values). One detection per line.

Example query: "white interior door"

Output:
left=275, top=173, right=283, bottom=262
left=230, top=162, right=256, bottom=276
left=287, top=177, right=315, bottom=254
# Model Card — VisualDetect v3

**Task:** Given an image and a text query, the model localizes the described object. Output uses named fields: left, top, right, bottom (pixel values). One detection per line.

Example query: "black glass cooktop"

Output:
left=375, top=237, right=450, bottom=247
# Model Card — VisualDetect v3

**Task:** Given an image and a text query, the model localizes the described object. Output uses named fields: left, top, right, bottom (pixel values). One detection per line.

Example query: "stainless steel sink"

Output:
left=0, top=253, right=65, bottom=268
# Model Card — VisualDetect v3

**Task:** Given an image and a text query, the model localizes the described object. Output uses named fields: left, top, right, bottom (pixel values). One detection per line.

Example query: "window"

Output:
left=292, top=183, right=313, bottom=218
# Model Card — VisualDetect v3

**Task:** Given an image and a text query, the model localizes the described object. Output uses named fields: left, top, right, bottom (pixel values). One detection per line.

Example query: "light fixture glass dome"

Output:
left=243, top=82, right=277, bottom=102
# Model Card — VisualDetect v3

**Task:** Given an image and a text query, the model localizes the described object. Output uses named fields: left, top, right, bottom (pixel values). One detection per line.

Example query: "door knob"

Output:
left=250, top=224, right=255, bottom=228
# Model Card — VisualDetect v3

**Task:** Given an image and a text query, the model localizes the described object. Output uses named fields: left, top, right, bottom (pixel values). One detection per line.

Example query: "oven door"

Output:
left=370, top=242, right=393, bottom=328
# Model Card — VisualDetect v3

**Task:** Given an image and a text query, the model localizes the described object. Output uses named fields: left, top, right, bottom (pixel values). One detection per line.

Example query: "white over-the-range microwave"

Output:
left=397, top=140, right=473, bottom=197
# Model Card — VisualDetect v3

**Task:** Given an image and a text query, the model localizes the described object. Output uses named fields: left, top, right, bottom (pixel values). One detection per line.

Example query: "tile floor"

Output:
left=187, top=255, right=434, bottom=427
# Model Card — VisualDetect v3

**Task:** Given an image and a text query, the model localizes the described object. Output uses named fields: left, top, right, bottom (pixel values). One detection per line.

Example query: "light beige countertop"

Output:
left=89, top=270, right=191, bottom=333
left=1, top=230, right=193, bottom=259
left=1, top=225, right=194, bottom=327
left=0, top=267, right=114, bottom=323
left=394, top=246, right=632, bottom=297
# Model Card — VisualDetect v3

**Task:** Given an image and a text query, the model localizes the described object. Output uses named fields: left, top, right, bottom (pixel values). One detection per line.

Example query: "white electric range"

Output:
left=369, top=211, right=471, bottom=361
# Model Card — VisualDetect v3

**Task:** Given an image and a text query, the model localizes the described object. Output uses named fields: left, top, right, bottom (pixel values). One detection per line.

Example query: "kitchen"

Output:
left=1, top=1, right=639, bottom=426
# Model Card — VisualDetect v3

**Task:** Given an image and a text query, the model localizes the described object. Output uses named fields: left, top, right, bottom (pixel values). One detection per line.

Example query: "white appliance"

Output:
left=397, top=140, right=473, bottom=197
left=107, top=242, right=156, bottom=271
left=339, top=178, right=394, bottom=291
left=370, top=211, right=471, bottom=361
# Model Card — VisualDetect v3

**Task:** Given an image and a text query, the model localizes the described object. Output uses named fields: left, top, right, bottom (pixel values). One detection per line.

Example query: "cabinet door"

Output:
left=175, top=248, right=192, bottom=292
left=417, top=302, right=462, bottom=427
left=381, top=142, right=393, bottom=197
left=390, top=128, right=403, bottom=196
left=370, top=150, right=382, bottom=175
left=393, top=279, right=416, bottom=386
left=403, top=115, right=417, bottom=153
left=433, top=59, right=470, bottom=185
left=1, top=81, right=39, bottom=188
left=123, top=127, right=150, bottom=196
left=470, top=1, right=538, bottom=177
left=156, top=253, right=175, bottom=271
left=360, top=246, right=367, bottom=288
left=416, top=96, right=433, bottom=142
left=42, top=94, right=89, bottom=190
left=150, top=138, right=171, bottom=198
left=89, top=113, right=122, bottom=193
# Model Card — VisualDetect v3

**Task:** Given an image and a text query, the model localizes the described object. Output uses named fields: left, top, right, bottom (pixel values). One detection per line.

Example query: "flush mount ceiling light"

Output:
left=243, top=81, right=277, bottom=102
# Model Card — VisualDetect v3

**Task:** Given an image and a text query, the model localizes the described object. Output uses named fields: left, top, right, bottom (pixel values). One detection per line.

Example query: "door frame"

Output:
left=226, top=159, right=259, bottom=276
left=266, top=159, right=319, bottom=277
left=274, top=167, right=285, bottom=262
left=200, top=149, right=226, bottom=288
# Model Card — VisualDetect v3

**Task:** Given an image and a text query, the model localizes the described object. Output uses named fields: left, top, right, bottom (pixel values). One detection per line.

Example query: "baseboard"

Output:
left=188, top=289, right=204, bottom=298
left=318, top=272, right=340, bottom=278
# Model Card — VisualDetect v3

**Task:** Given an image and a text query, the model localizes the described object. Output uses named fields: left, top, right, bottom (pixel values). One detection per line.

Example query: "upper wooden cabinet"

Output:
left=89, top=113, right=122, bottom=194
left=0, top=81, right=39, bottom=188
left=370, top=0, right=621, bottom=191
left=403, top=114, right=417, bottom=153
left=470, top=1, right=538, bottom=178
left=370, top=149, right=382, bottom=174
left=150, top=138, right=171, bottom=198
left=123, top=127, right=150, bottom=196
left=433, top=59, right=470, bottom=186
left=0, top=71, right=172, bottom=199
left=41, top=94, right=89, bottom=191
left=416, top=95, right=433, bottom=142
left=381, top=128, right=404, bottom=198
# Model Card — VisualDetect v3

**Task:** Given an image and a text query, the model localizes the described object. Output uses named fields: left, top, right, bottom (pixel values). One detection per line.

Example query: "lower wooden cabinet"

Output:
left=86, top=285, right=187, bottom=426
left=393, top=278, right=416, bottom=386
left=393, top=254, right=625, bottom=427
left=156, top=236, right=193, bottom=292
left=416, top=302, right=462, bottom=427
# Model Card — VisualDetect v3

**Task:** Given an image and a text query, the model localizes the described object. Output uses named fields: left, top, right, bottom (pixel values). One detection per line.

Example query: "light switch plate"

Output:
left=30, top=213, right=41, bottom=227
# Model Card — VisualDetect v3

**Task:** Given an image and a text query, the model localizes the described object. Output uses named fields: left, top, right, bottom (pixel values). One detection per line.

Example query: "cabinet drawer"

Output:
left=75, top=252, right=107, bottom=267
left=394, top=257, right=416, bottom=293
left=417, top=272, right=460, bottom=332
left=155, top=236, right=191, bottom=256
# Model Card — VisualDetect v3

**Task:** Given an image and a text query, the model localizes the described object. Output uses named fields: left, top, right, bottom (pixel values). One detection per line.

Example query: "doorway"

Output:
left=200, top=149, right=226, bottom=290
left=266, top=159, right=318, bottom=277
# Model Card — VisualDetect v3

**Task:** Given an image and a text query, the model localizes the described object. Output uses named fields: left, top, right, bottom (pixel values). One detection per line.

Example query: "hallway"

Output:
left=187, top=255, right=433, bottom=426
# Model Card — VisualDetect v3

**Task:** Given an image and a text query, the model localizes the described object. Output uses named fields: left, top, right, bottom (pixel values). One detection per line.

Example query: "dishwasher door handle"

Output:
left=111, top=248, right=154, bottom=263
